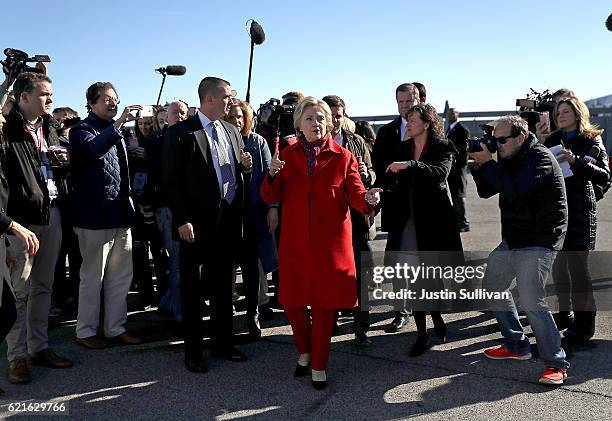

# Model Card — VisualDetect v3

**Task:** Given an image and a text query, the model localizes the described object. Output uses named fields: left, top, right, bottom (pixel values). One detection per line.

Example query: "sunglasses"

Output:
left=493, top=135, right=514, bottom=144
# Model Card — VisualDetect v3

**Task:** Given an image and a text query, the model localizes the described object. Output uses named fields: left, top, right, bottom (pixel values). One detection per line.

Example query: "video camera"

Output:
left=516, top=88, right=556, bottom=133
left=1, top=48, right=51, bottom=83
left=255, top=98, right=296, bottom=139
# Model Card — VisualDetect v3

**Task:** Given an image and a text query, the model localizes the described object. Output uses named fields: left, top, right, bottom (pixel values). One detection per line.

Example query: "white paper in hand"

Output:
left=548, top=144, right=573, bottom=178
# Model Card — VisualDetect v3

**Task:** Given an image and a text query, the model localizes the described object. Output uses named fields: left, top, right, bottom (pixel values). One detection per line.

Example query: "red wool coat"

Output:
left=260, top=136, right=371, bottom=309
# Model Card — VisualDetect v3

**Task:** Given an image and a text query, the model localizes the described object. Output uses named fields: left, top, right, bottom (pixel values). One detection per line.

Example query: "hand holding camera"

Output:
left=114, top=105, right=143, bottom=129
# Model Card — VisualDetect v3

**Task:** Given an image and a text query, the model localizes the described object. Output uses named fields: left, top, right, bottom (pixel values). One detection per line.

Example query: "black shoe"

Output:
left=210, top=347, right=248, bottom=362
left=294, top=363, right=310, bottom=377
left=185, top=358, right=208, bottom=373
left=258, top=305, right=274, bottom=320
left=248, top=316, right=262, bottom=341
left=553, top=311, right=575, bottom=331
left=409, top=334, right=430, bottom=357
left=354, top=331, right=372, bottom=347
left=312, top=380, right=328, bottom=390
left=384, top=313, right=408, bottom=333
left=434, top=322, right=447, bottom=343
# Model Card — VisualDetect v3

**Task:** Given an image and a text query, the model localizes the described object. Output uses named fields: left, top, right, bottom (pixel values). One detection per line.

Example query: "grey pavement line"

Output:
left=259, top=337, right=612, bottom=400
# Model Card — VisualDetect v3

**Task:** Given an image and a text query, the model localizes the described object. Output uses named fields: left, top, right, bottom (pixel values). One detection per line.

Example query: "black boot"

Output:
left=565, top=311, right=595, bottom=343
left=409, top=334, right=430, bottom=357
left=552, top=311, right=575, bottom=331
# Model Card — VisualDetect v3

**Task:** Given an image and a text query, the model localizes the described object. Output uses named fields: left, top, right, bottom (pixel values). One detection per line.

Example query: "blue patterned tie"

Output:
left=210, top=122, right=236, bottom=203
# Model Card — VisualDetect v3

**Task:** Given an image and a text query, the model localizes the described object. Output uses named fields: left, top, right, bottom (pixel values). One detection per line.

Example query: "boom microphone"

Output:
left=607, top=13, right=612, bottom=32
left=155, top=65, right=187, bottom=76
left=584, top=145, right=601, bottom=164
left=249, top=20, right=265, bottom=45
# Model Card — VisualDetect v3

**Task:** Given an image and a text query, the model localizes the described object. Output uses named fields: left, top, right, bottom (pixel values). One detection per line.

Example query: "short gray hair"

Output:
left=495, top=115, right=528, bottom=136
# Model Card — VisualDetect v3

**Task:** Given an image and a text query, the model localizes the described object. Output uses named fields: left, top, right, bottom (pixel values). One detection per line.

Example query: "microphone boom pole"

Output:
left=156, top=70, right=167, bottom=107
left=154, top=66, right=187, bottom=107
left=246, top=41, right=255, bottom=104
left=246, top=20, right=265, bottom=104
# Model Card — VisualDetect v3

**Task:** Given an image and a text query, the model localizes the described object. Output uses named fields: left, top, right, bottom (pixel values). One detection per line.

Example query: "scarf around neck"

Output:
left=299, top=135, right=327, bottom=176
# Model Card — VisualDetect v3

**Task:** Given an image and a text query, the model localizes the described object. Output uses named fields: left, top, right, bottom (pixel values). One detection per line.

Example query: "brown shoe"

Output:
left=29, top=348, right=73, bottom=368
left=108, top=331, right=143, bottom=345
left=7, top=359, right=31, bottom=384
left=75, top=335, right=108, bottom=349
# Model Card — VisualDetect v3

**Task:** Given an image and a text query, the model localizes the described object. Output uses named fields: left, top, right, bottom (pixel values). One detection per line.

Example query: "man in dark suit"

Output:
left=446, top=108, right=471, bottom=232
left=372, top=83, right=420, bottom=333
left=163, top=77, right=253, bottom=373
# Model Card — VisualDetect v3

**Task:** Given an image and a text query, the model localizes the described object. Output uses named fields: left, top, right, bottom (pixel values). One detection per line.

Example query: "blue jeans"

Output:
left=156, top=207, right=182, bottom=321
left=483, top=240, right=569, bottom=369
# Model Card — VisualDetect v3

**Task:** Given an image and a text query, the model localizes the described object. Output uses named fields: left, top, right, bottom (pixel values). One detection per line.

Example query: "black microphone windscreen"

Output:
left=587, top=145, right=600, bottom=158
left=250, top=21, right=265, bottom=45
left=164, top=65, right=187, bottom=76
left=607, top=13, right=612, bottom=31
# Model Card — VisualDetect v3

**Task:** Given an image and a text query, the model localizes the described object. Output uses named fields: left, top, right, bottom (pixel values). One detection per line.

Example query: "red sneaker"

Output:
left=539, top=367, right=567, bottom=385
left=484, top=345, right=532, bottom=360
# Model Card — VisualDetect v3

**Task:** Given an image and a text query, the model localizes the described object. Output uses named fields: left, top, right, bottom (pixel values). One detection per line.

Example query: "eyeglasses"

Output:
left=493, top=135, right=514, bottom=144
left=102, top=97, right=120, bottom=105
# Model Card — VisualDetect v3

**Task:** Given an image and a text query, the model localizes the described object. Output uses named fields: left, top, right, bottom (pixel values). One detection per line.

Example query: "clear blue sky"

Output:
left=3, top=1, right=611, bottom=118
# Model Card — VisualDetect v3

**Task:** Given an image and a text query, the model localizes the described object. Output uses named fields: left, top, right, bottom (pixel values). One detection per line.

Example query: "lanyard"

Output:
left=24, top=124, right=45, bottom=153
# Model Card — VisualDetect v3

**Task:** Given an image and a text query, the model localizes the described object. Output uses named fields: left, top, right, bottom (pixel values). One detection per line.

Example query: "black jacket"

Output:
left=2, top=108, right=65, bottom=225
left=447, top=121, right=470, bottom=197
left=372, top=117, right=403, bottom=232
left=342, top=129, right=376, bottom=240
left=384, top=138, right=463, bottom=253
left=472, top=134, right=568, bottom=250
left=163, top=115, right=249, bottom=244
left=544, top=131, right=610, bottom=249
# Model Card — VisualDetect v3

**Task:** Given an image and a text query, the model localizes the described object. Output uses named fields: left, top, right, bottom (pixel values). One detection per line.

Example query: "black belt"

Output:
left=50, top=198, right=59, bottom=208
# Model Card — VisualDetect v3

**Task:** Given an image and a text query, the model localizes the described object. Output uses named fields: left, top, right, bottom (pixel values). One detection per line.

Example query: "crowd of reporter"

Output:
left=0, top=65, right=610, bottom=394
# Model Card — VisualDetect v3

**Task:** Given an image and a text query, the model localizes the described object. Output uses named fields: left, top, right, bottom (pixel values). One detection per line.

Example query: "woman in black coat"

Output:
left=386, top=104, right=464, bottom=356
left=0, top=113, right=39, bottom=396
left=543, top=96, right=610, bottom=342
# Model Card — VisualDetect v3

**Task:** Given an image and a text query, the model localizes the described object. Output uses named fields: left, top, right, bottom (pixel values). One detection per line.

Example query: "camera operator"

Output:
left=2, top=72, right=73, bottom=384
left=469, top=115, right=570, bottom=385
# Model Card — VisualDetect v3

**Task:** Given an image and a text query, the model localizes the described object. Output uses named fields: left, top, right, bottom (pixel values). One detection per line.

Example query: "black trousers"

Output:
left=237, top=222, right=261, bottom=319
left=52, top=207, right=82, bottom=306
left=552, top=243, right=594, bottom=312
left=132, top=221, right=169, bottom=306
left=180, top=202, right=240, bottom=361
left=0, top=279, right=17, bottom=342
left=352, top=231, right=371, bottom=333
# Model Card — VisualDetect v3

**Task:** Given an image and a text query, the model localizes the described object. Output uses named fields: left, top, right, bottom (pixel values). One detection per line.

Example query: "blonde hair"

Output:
left=293, top=96, right=333, bottom=134
left=342, top=117, right=356, bottom=132
left=553, top=96, right=603, bottom=139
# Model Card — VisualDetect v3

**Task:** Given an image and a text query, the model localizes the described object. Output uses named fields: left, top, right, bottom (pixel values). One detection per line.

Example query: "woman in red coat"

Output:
left=261, top=97, right=381, bottom=390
